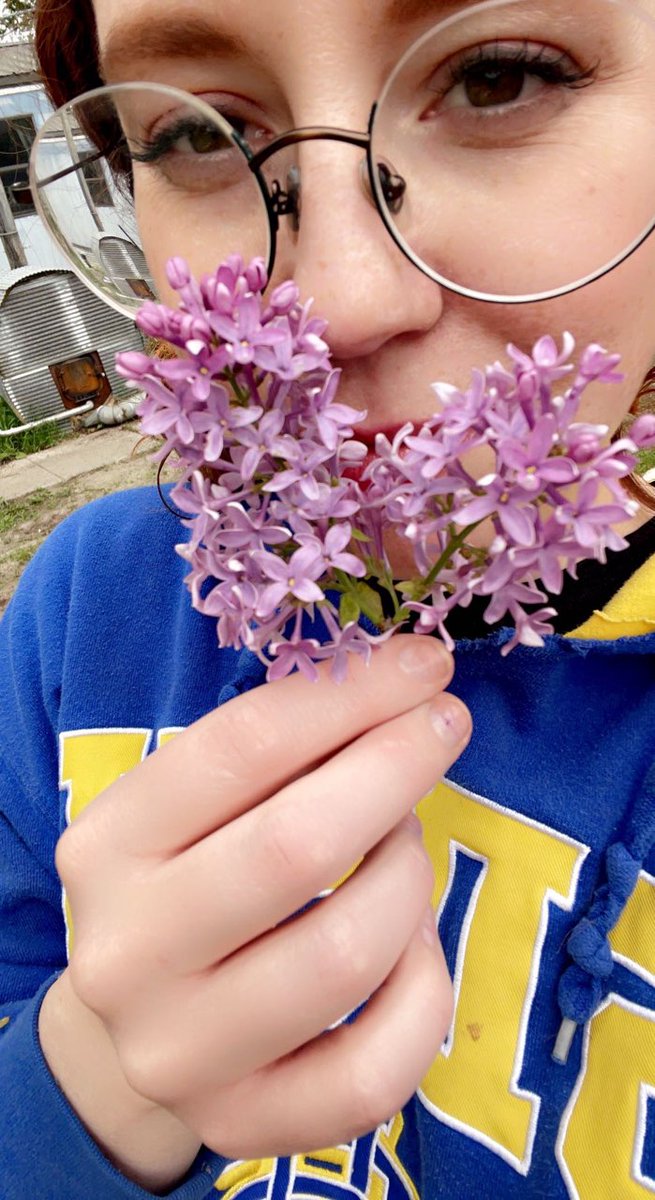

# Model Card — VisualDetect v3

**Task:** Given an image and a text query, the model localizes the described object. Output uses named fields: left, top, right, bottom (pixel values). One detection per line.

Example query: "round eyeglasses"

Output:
left=28, top=0, right=655, bottom=316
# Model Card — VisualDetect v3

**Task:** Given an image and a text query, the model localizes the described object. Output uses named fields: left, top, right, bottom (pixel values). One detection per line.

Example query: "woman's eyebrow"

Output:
left=98, top=0, right=483, bottom=83
left=387, top=0, right=479, bottom=20
left=98, top=1, right=482, bottom=79
left=99, top=16, right=248, bottom=82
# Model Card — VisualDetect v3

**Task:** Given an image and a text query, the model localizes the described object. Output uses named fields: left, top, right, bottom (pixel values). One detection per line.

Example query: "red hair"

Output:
left=35, top=0, right=102, bottom=108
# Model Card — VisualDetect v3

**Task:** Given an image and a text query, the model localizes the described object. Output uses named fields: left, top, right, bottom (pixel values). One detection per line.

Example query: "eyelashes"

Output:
left=433, top=41, right=598, bottom=111
left=127, top=37, right=600, bottom=172
left=447, top=42, right=597, bottom=91
left=130, top=118, right=235, bottom=165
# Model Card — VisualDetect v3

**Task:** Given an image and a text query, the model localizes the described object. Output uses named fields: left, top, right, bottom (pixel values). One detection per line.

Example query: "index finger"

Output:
left=84, top=636, right=454, bottom=858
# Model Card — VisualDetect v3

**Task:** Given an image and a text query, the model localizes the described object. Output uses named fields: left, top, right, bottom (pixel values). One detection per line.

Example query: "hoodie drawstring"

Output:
left=553, top=760, right=655, bottom=1064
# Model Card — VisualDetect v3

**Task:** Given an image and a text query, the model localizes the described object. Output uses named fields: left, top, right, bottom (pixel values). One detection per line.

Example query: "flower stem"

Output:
left=224, top=368, right=251, bottom=405
left=379, top=563, right=403, bottom=620
left=421, top=523, right=481, bottom=593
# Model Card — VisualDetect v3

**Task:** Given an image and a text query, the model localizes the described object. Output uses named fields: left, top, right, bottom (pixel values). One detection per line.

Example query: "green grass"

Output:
left=638, top=447, right=655, bottom=476
left=5, top=545, right=35, bottom=569
left=0, top=396, right=68, bottom=464
left=0, top=488, right=66, bottom=536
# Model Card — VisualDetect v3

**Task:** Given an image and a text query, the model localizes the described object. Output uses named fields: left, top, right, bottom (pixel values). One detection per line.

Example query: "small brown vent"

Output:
left=48, top=351, right=112, bottom=411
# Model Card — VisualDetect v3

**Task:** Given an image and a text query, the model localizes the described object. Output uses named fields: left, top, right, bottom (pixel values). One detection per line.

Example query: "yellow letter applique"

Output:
left=214, top=1115, right=418, bottom=1198
left=417, top=779, right=588, bottom=1175
left=557, top=870, right=655, bottom=1197
left=59, top=728, right=154, bottom=952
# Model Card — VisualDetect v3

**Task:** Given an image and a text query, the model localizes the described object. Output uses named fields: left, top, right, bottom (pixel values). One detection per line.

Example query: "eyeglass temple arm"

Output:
left=37, top=127, right=372, bottom=186
left=33, top=146, right=107, bottom=189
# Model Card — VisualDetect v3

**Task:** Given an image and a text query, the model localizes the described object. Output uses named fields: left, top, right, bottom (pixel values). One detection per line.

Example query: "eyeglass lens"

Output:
left=29, top=0, right=655, bottom=315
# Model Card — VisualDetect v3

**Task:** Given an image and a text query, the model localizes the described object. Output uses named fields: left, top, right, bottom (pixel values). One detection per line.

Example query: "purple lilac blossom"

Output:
left=116, top=256, right=654, bottom=679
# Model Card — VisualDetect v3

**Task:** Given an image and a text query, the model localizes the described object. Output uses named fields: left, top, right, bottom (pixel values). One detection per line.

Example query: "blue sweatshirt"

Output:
left=1, top=486, right=654, bottom=1199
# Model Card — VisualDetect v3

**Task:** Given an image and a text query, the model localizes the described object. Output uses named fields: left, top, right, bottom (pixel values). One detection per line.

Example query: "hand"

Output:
left=54, top=636, right=470, bottom=1161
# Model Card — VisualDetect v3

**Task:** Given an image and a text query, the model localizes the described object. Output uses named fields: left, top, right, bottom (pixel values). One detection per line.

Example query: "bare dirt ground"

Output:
left=0, top=453, right=160, bottom=613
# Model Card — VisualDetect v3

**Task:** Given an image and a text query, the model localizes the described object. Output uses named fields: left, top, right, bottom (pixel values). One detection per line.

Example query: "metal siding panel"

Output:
left=0, top=271, right=143, bottom=422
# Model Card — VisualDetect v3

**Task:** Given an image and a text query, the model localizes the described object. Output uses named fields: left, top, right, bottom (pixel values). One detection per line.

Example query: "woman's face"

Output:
left=92, top=0, right=655, bottom=465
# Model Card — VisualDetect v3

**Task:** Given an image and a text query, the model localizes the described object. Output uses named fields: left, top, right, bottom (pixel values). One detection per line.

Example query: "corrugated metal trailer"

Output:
left=0, top=266, right=144, bottom=427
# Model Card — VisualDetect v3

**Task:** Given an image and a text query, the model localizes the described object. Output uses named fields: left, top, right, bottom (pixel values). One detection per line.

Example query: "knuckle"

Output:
left=209, top=698, right=281, bottom=780
left=289, top=817, right=335, bottom=882
left=188, top=1087, right=255, bottom=1160
left=346, top=1061, right=404, bottom=1139
left=119, top=1035, right=179, bottom=1105
left=259, top=805, right=328, bottom=889
left=54, top=822, right=92, bottom=886
left=69, top=944, right=116, bottom=1013
left=374, top=728, right=416, bottom=764
left=315, top=906, right=371, bottom=990
left=187, top=712, right=255, bottom=795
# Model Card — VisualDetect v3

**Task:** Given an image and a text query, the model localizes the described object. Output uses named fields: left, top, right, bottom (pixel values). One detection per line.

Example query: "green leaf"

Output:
left=352, top=582, right=385, bottom=626
left=340, top=593, right=361, bottom=627
left=350, top=528, right=372, bottom=544
left=0, top=0, right=33, bottom=37
left=396, top=579, right=425, bottom=604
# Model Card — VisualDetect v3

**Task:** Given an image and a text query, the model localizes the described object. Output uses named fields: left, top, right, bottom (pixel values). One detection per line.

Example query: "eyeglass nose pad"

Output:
left=360, top=157, right=407, bottom=216
left=270, top=166, right=301, bottom=233
left=285, top=166, right=301, bottom=233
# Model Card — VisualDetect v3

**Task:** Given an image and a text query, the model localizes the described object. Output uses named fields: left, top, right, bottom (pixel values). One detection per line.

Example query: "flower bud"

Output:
left=115, top=350, right=152, bottom=378
left=630, top=413, right=655, bottom=448
left=245, top=258, right=269, bottom=292
left=166, top=257, right=191, bottom=290
left=269, top=280, right=299, bottom=313
left=136, top=305, right=167, bottom=338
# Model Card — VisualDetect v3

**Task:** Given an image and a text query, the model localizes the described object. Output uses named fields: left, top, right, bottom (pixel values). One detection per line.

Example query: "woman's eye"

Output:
left=185, top=123, right=230, bottom=155
left=128, top=101, right=276, bottom=196
left=131, top=118, right=232, bottom=165
left=132, top=104, right=272, bottom=168
left=428, top=44, right=596, bottom=116
left=455, top=61, right=536, bottom=108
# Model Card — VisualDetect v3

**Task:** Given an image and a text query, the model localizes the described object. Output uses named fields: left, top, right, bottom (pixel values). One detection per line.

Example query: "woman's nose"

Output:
left=268, top=142, right=445, bottom=361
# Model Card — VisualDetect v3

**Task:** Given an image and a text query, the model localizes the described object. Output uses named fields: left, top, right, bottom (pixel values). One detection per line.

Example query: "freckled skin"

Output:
left=93, top=0, right=655, bottom=533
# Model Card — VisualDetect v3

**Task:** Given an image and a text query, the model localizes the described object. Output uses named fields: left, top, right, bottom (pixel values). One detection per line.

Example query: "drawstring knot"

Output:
left=553, top=761, right=655, bottom=1065
left=565, top=918, right=613, bottom=979
left=606, top=842, right=641, bottom=902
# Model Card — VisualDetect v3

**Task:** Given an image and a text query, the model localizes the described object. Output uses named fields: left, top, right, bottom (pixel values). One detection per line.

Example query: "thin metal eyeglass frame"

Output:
left=30, top=56, right=655, bottom=309
left=236, top=124, right=371, bottom=283
left=213, top=104, right=655, bottom=307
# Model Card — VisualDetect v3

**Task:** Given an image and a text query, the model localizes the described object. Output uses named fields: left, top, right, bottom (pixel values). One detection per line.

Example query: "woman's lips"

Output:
left=354, top=424, right=408, bottom=449
left=343, top=423, right=417, bottom=482
left=352, top=422, right=419, bottom=452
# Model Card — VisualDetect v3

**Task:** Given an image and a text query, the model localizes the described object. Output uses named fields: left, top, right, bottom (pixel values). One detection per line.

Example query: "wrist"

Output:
left=38, top=970, right=202, bottom=1194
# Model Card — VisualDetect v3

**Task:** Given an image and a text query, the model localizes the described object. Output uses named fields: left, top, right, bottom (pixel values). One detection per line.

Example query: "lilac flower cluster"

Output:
left=116, top=256, right=655, bottom=680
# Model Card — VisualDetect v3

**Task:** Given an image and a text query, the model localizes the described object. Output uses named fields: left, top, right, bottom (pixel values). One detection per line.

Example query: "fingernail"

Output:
left=399, top=639, right=451, bottom=681
left=429, top=697, right=471, bottom=746
left=422, top=907, right=438, bottom=946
